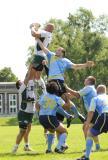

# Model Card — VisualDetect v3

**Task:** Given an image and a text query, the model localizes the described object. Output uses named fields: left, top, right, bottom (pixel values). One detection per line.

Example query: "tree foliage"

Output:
left=26, top=7, right=108, bottom=88
left=0, top=67, right=18, bottom=82
left=25, top=8, right=108, bottom=113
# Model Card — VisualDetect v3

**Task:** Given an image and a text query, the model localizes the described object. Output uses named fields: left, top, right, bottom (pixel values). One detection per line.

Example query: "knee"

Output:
left=19, top=128, right=26, bottom=135
left=87, top=129, right=93, bottom=138
left=83, top=124, right=87, bottom=134
left=62, top=128, right=68, bottom=134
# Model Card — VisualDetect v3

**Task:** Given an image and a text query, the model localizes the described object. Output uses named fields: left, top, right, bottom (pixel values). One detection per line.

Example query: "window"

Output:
left=10, top=108, right=16, bottom=113
left=9, top=94, right=17, bottom=114
left=0, top=94, right=3, bottom=113
left=0, top=94, right=2, bottom=107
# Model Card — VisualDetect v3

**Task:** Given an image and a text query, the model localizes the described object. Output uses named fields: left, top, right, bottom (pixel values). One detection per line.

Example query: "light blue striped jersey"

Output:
left=89, top=94, right=108, bottom=114
left=79, top=85, right=97, bottom=112
left=47, top=51, right=74, bottom=81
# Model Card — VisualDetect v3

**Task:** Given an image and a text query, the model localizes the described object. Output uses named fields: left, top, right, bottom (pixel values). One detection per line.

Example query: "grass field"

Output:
left=0, top=117, right=108, bottom=160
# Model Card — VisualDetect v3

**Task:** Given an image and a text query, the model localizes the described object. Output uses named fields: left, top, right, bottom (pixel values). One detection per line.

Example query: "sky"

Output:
left=0, top=0, right=108, bottom=80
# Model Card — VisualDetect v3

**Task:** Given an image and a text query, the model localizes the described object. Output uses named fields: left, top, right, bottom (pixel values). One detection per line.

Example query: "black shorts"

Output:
left=18, top=110, right=33, bottom=129
left=91, top=110, right=99, bottom=124
left=39, top=115, right=60, bottom=129
left=48, top=79, right=66, bottom=96
left=85, top=110, right=99, bottom=124
left=56, top=113, right=65, bottom=122
left=90, top=113, right=108, bottom=136
left=32, top=55, right=45, bottom=71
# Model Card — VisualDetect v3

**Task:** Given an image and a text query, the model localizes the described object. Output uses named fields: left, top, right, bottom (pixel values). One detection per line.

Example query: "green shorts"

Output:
left=18, top=110, right=33, bottom=129
left=32, top=55, right=45, bottom=71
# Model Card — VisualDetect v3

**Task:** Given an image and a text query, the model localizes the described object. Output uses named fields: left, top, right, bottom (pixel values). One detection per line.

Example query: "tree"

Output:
left=26, top=8, right=108, bottom=88
left=25, top=46, right=35, bottom=68
left=25, top=8, right=108, bottom=113
left=0, top=67, right=18, bottom=82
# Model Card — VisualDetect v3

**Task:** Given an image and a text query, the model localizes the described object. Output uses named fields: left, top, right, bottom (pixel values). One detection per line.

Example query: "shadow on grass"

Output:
left=65, top=148, right=108, bottom=155
left=0, top=152, right=45, bottom=157
left=92, top=148, right=108, bottom=152
left=0, top=117, right=40, bottom=126
left=0, top=116, right=82, bottom=126
left=0, top=149, right=108, bottom=157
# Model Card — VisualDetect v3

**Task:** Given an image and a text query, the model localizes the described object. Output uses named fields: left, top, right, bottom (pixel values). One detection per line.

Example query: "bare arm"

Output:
left=30, top=23, right=41, bottom=38
left=31, top=28, right=41, bottom=38
left=35, top=102, right=40, bottom=111
left=66, top=86, right=80, bottom=98
left=36, top=38, right=50, bottom=54
left=72, top=61, right=95, bottom=70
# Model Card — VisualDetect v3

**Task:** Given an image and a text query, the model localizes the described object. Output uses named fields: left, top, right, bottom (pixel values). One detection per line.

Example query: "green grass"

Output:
left=0, top=117, right=108, bottom=160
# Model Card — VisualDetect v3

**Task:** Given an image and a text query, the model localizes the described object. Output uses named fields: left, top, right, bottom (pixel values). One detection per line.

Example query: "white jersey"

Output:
left=19, top=80, right=36, bottom=114
left=35, top=29, right=52, bottom=57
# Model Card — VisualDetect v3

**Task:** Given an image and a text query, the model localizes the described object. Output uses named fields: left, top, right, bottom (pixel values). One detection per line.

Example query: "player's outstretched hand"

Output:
left=86, top=61, right=95, bottom=67
left=30, top=23, right=41, bottom=30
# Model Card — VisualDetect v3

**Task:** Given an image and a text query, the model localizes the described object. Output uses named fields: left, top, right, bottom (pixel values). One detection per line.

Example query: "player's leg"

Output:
left=39, top=115, right=56, bottom=153
left=55, top=122, right=68, bottom=153
left=76, top=113, right=108, bottom=160
left=24, top=64, right=40, bottom=85
left=41, top=115, right=68, bottom=153
left=46, top=130, right=55, bottom=153
left=21, top=55, right=45, bottom=94
left=37, top=77, right=46, bottom=93
left=89, top=124, right=100, bottom=151
left=83, top=111, right=101, bottom=151
left=23, top=123, right=34, bottom=151
left=64, top=85, right=85, bottom=123
left=31, top=55, right=46, bottom=92
left=12, top=111, right=27, bottom=153
left=23, top=113, right=34, bottom=151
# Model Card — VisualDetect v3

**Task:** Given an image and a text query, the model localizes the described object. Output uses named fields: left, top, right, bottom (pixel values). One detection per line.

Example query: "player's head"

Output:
left=97, top=84, right=106, bottom=94
left=55, top=47, right=66, bottom=57
left=46, top=82, right=59, bottom=94
left=84, top=76, right=96, bottom=86
left=16, top=80, right=22, bottom=89
left=45, top=23, right=54, bottom=33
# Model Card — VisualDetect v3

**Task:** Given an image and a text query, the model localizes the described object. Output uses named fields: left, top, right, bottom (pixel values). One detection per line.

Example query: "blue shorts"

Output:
left=39, top=115, right=60, bottom=129
left=90, top=113, right=108, bottom=136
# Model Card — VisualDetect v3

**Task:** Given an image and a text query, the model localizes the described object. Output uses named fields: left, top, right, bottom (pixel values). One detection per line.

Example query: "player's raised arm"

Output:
left=72, top=61, right=95, bottom=70
left=36, top=38, right=50, bottom=54
left=30, top=23, right=41, bottom=38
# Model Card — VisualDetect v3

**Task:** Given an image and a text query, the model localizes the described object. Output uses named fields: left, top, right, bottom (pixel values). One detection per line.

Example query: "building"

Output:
left=0, top=82, right=20, bottom=115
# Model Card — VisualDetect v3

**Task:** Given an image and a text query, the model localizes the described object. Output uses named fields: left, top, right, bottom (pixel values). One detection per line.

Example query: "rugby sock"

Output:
left=18, top=83, right=26, bottom=94
left=85, top=137, right=93, bottom=158
left=70, top=105, right=79, bottom=118
left=78, top=113, right=85, bottom=123
left=24, top=143, right=29, bottom=148
left=57, top=133, right=67, bottom=149
left=14, top=144, right=19, bottom=148
left=70, top=105, right=85, bottom=123
left=47, top=133, right=55, bottom=151
left=93, top=136, right=100, bottom=150
left=12, top=144, right=19, bottom=153
left=57, top=106, right=71, bottom=119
